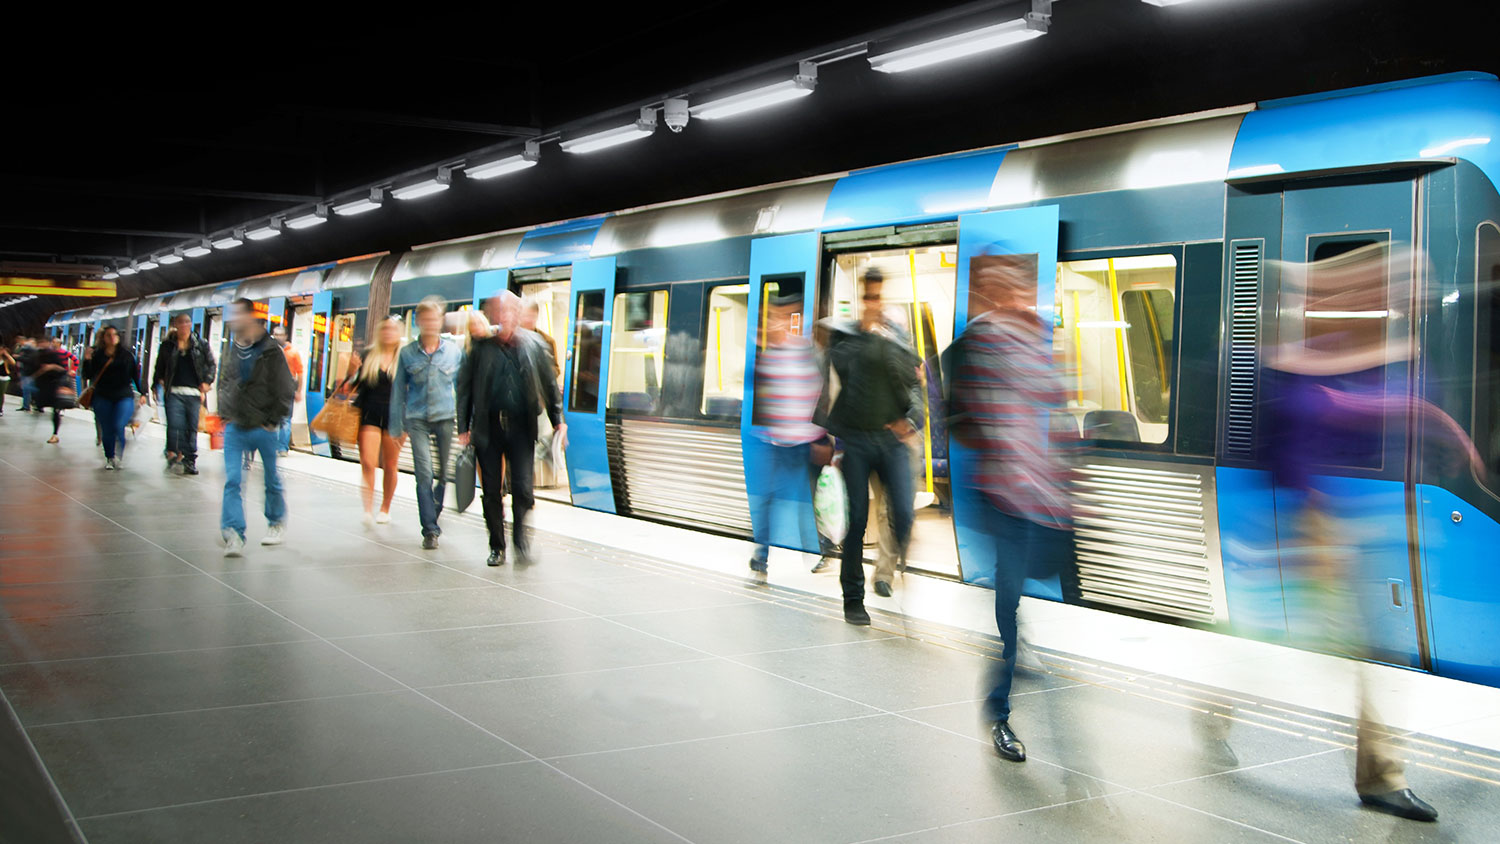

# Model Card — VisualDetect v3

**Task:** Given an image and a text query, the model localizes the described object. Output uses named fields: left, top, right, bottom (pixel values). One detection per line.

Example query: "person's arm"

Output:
left=455, top=346, right=474, bottom=445
left=200, top=338, right=216, bottom=389
left=270, top=350, right=294, bottom=427
left=131, top=352, right=148, bottom=401
left=537, top=341, right=563, bottom=429
left=151, top=343, right=166, bottom=388
left=388, top=348, right=407, bottom=440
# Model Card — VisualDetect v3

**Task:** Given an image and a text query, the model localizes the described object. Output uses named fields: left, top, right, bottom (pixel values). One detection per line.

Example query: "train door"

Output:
left=513, top=266, right=573, bottom=503
left=289, top=303, right=314, bottom=449
left=561, top=257, right=617, bottom=513
left=203, top=309, right=227, bottom=412
left=818, top=223, right=963, bottom=578
left=306, top=292, right=334, bottom=455
left=1269, top=176, right=1422, bottom=669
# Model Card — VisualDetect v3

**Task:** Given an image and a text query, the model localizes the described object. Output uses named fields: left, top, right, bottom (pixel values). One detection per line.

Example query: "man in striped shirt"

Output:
left=749, top=293, right=826, bottom=577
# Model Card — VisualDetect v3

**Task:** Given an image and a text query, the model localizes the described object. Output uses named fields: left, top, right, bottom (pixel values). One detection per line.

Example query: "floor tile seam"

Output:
left=0, top=677, right=87, bottom=841
left=259, top=584, right=509, bottom=612
left=20, top=688, right=406, bottom=731
left=414, top=655, right=724, bottom=692
left=8, top=460, right=705, bottom=844
left=731, top=634, right=906, bottom=658
left=537, top=711, right=890, bottom=764
left=68, top=759, right=541, bottom=824
left=1134, top=791, right=1310, bottom=843
left=0, top=635, right=326, bottom=668
left=0, top=600, right=257, bottom=623
left=1141, top=746, right=1346, bottom=791
left=597, top=597, right=777, bottom=620
left=0, top=570, right=220, bottom=588
left=321, top=612, right=609, bottom=642
left=840, top=793, right=1138, bottom=844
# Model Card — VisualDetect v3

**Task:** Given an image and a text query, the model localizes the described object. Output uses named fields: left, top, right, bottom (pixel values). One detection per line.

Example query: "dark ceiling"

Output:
left=3, top=0, right=1496, bottom=333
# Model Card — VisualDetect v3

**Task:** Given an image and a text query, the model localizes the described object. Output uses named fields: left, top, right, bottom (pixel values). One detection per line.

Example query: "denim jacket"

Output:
left=389, top=336, right=463, bottom=438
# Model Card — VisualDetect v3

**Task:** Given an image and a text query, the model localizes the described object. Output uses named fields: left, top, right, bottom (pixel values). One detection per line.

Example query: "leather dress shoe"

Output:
left=1359, top=788, right=1438, bottom=822
left=874, top=580, right=892, bottom=598
left=992, top=720, right=1026, bottom=762
left=844, top=600, right=871, bottom=626
left=486, top=550, right=503, bottom=567
left=422, top=534, right=439, bottom=550
left=512, top=544, right=535, bottom=565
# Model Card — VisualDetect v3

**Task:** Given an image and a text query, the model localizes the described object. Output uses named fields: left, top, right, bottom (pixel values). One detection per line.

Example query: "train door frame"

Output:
left=560, top=257, right=618, bottom=513
left=511, top=264, right=575, bottom=504
left=306, top=291, right=335, bottom=456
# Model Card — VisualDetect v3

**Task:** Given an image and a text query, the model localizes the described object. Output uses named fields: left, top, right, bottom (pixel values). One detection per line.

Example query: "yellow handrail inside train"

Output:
left=1072, top=290, right=1084, bottom=406
left=910, top=249, right=934, bottom=495
left=1106, top=258, right=1130, bottom=411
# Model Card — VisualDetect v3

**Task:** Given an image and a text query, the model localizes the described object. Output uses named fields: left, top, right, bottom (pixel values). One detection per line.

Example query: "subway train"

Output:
left=46, top=71, right=1500, bottom=688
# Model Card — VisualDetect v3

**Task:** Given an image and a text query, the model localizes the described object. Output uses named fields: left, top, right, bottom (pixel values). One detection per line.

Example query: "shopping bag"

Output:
left=814, top=465, right=848, bottom=544
left=204, top=413, right=225, bottom=450
left=52, top=384, right=77, bottom=410
left=310, top=395, right=359, bottom=443
left=454, top=445, right=477, bottom=514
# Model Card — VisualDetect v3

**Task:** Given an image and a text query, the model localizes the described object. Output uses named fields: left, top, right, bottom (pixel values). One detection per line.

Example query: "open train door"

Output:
left=742, top=231, right=822, bottom=554
left=950, top=205, right=1061, bottom=591
left=305, top=291, right=335, bottom=456
left=562, top=257, right=617, bottom=513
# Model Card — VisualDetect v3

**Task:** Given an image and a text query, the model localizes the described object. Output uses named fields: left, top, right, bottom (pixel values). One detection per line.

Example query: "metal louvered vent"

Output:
left=606, top=418, right=752, bottom=536
left=1071, top=462, right=1228, bottom=624
left=1224, top=240, right=1263, bottom=457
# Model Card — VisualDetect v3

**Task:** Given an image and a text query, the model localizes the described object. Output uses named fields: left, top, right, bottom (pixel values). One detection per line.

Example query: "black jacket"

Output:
left=83, top=348, right=147, bottom=402
left=456, top=329, right=561, bottom=446
left=216, top=334, right=294, bottom=429
left=153, top=334, right=216, bottom=389
left=818, top=317, right=924, bottom=437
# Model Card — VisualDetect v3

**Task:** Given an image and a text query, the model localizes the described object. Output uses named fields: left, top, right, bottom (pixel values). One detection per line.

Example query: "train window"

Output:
left=702, top=283, right=750, bottom=418
left=1056, top=253, right=1178, bottom=444
left=1477, top=223, right=1500, bottom=492
left=308, top=313, right=327, bottom=394
left=569, top=291, right=605, bottom=414
left=607, top=290, right=669, bottom=413
left=756, top=274, right=806, bottom=350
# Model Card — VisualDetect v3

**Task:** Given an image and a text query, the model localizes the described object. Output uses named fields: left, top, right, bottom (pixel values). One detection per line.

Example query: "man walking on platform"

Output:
left=153, top=313, right=215, bottom=475
left=216, top=298, right=295, bottom=557
left=391, top=296, right=464, bottom=550
left=456, top=291, right=564, bottom=567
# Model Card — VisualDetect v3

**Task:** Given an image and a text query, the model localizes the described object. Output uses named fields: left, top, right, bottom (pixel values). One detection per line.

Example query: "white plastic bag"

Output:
left=814, top=465, right=848, bottom=544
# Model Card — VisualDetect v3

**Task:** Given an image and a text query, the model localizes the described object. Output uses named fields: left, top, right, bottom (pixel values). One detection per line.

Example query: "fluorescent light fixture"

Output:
left=392, top=170, right=454, bottom=201
left=118, top=265, right=138, bottom=276
left=245, top=219, right=283, bottom=240
left=101, top=271, right=119, bottom=280
left=136, top=259, right=159, bottom=270
left=1143, top=0, right=1200, bottom=6
left=868, top=16, right=1046, bottom=74
left=468, top=141, right=541, bottom=179
left=1420, top=136, right=1490, bottom=158
left=183, top=240, right=213, bottom=258
left=334, top=188, right=385, bottom=216
left=1305, top=310, right=1390, bottom=319
left=286, top=206, right=329, bottom=229
left=157, top=252, right=183, bottom=264
left=692, top=62, right=817, bottom=120
left=560, top=107, right=657, bottom=154
left=212, top=233, right=244, bottom=250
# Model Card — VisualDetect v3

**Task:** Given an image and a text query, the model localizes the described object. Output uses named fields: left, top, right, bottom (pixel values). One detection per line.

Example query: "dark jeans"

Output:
left=476, top=425, right=535, bottom=552
left=407, top=417, right=453, bottom=538
left=982, top=508, right=1074, bottom=723
left=838, top=429, right=914, bottom=602
left=751, top=441, right=818, bottom=566
left=165, top=392, right=201, bottom=462
left=93, top=396, right=134, bottom=460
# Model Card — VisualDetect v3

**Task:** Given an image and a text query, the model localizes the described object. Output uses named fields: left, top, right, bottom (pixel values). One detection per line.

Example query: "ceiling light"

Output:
left=334, top=188, right=385, bottom=216
left=137, top=259, right=159, bottom=270
left=157, top=252, right=183, bottom=264
left=560, top=107, right=657, bottom=154
left=286, top=205, right=330, bottom=229
left=468, top=142, right=541, bottom=179
left=183, top=240, right=213, bottom=258
left=693, top=62, right=818, bottom=120
left=118, top=265, right=138, bottom=276
left=1142, top=0, right=1200, bottom=6
left=868, top=15, right=1048, bottom=74
left=392, top=168, right=456, bottom=201
left=211, top=231, right=244, bottom=250
left=102, top=271, right=119, bottom=280
left=245, top=219, right=283, bottom=240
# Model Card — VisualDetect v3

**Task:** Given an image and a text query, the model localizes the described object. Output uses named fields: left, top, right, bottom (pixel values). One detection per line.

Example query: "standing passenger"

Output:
left=273, top=324, right=303, bottom=456
left=456, top=292, right=564, bottom=566
left=82, top=326, right=148, bottom=470
left=153, top=313, right=215, bottom=475
left=822, top=268, right=923, bottom=625
left=34, top=337, right=69, bottom=442
left=17, top=336, right=39, bottom=412
left=217, top=298, right=294, bottom=556
left=390, top=297, right=464, bottom=550
left=352, top=317, right=403, bottom=528
left=521, top=298, right=561, bottom=379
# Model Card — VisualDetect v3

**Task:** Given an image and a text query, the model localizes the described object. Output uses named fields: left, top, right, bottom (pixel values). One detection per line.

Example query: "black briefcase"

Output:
left=454, top=445, right=477, bottom=513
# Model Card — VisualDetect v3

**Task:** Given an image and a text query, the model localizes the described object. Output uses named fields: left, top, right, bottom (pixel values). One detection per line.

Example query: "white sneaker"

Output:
left=110, top=457, right=123, bottom=470
left=375, top=511, right=391, bottom=525
left=361, top=511, right=375, bottom=531
left=223, top=530, right=245, bottom=558
left=261, top=524, right=285, bottom=546
left=104, top=459, right=115, bottom=470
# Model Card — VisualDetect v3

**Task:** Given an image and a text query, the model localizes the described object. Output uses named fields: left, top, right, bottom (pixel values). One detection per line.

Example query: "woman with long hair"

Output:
left=351, top=316, right=403, bottom=527
left=83, top=326, right=148, bottom=469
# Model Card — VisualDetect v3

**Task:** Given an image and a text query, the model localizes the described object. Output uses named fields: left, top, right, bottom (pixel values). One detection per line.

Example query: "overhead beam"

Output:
left=0, top=223, right=203, bottom=239
left=0, top=177, right=322, bottom=203
left=293, top=107, right=540, bottom=137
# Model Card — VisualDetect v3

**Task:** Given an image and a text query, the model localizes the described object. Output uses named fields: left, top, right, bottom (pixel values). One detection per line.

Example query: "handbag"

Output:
left=813, top=464, right=849, bottom=544
left=310, top=391, right=360, bottom=443
left=78, top=352, right=115, bottom=411
left=453, top=444, right=477, bottom=513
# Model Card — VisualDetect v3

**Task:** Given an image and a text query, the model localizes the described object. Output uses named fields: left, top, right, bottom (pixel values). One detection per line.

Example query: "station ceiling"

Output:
left=3, top=0, right=1496, bottom=333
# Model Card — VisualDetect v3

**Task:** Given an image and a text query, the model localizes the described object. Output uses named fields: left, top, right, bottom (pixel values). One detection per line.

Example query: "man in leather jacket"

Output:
left=153, top=312, right=216, bottom=474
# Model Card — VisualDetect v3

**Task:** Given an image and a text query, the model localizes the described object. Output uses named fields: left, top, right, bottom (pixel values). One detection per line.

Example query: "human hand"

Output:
left=887, top=419, right=917, bottom=442
left=554, top=423, right=567, bottom=452
left=457, top=432, right=471, bottom=447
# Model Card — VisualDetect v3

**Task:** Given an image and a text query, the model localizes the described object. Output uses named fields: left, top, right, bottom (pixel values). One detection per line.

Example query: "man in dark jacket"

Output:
left=153, top=312, right=216, bottom=474
left=217, top=298, right=295, bottom=557
left=457, top=291, right=564, bottom=566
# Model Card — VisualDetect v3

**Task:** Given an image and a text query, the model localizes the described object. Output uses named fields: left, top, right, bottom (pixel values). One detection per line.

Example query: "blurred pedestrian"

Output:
left=948, top=255, right=1077, bottom=764
left=457, top=291, right=564, bottom=566
left=82, top=326, right=148, bottom=470
left=821, top=267, right=923, bottom=625
left=153, top=313, right=215, bottom=475
left=353, top=316, right=403, bottom=528
left=217, top=298, right=294, bottom=556
left=17, top=336, right=40, bottom=412
left=34, top=336, right=70, bottom=442
left=390, top=296, right=463, bottom=550
left=0, top=343, right=16, bottom=414
left=272, top=324, right=302, bottom=456
left=521, top=298, right=561, bottom=379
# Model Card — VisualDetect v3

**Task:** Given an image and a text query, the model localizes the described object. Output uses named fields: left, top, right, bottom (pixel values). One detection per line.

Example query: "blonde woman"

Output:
left=352, top=316, right=403, bottom=527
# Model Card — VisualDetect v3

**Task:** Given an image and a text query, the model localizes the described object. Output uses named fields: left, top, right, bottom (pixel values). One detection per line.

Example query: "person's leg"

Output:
left=163, top=393, right=181, bottom=460
left=839, top=435, right=876, bottom=604
left=20, top=376, right=32, bottom=411
left=110, top=398, right=132, bottom=460
left=475, top=437, right=507, bottom=553
left=220, top=425, right=248, bottom=538
left=257, top=427, right=286, bottom=528
left=181, top=395, right=201, bottom=470
left=380, top=431, right=400, bottom=515
left=875, top=433, right=916, bottom=557
left=357, top=425, right=380, bottom=517
left=51, top=407, right=61, bottom=438
left=431, top=421, right=452, bottom=529
left=506, top=431, right=536, bottom=553
left=983, top=509, right=1031, bottom=761
left=278, top=414, right=292, bottom=454
left=870, top=473, right=898, bottom=591
left=750, top=456, right=775, bottom=570
left=409, top=418, right=439, bottom=537
left=92, top=405, right=111, bottom=459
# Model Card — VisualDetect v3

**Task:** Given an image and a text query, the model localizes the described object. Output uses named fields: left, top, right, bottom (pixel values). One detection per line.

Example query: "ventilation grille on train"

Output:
left=1071, top=463, right=1217, bottom=623
left=606, top=418, right=752, bottom=537
left=1224, top=240, right=1262, bottom=458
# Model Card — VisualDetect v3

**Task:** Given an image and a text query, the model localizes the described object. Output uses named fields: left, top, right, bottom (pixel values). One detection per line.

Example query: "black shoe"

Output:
left=811, top=557, right=830, bottom=574
left=874, top=580, right=892, bottom=598
left=486, top=550, right=503, bottom=567
left=844, top=600, right=871, bottom=626
left=749, top=558, right=768, bottom=573
left=1359, top=788, right=1438, bottom=822
left=422, top=534, right=439, bottom=550
left=992, top=720, right=1026, bottom=763
left=183, top=462, right=198, bottom=475
left=1203, top=738, right=1239, bottom=768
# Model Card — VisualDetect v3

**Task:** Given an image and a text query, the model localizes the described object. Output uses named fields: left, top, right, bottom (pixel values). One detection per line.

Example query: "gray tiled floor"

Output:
left=2, top=406, right=1498, bottom=843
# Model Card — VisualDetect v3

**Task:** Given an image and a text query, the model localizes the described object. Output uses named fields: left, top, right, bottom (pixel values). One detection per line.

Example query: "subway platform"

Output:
left=4, top=401, right=1500, bottom=843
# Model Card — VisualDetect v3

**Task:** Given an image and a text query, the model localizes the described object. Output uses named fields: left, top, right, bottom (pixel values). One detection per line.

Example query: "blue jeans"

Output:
left=277, top=413, right=292, bottom=453
left=751, top=442, right=817, bottom=567
left=838, top=429, right=915, bottom=602
left=221, top=424, right=286, bottom=537
left=20, top=376, right=34, bottom=410
left=981, top=509, right=1073, bottom=723
left=165, top=392, right=201, bottom=461
left=406, top=417, right=453, bottom=538
left=93, top=396, right=134, bottom=460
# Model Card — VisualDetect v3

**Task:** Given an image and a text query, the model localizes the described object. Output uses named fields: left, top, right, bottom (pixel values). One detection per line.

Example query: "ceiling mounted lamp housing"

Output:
left=245, top=218, right=284, bottom=240
left=868, top=1, right=1050, bottom=74
left=286, top=205, right=330, bottom=230
left=392, top=166, right=458, bottom=201
left=560, top=107, right=658, bottom=154
left=334, top=188, right=386, bottom=216
left=211, top=231, right=244, bottom=250
left=157, top=250, right=184, bottom=264
left=692, top=62, right=818, bottom=121
left=468, top=141, right=541, bottom=180
left=183, top=240, right=213, bottom=258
